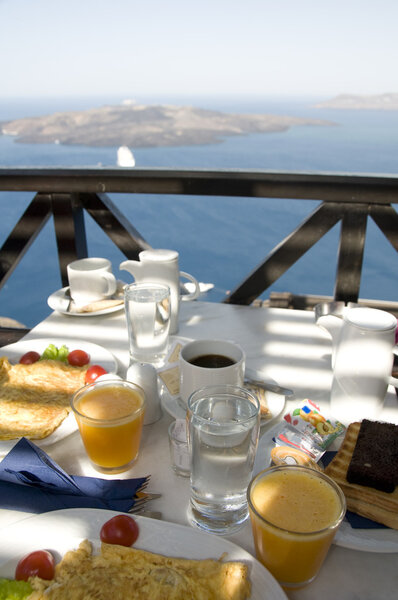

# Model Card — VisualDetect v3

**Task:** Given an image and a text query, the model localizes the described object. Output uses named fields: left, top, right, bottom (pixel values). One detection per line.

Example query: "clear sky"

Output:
left=1, top=0, right=397, bottom=99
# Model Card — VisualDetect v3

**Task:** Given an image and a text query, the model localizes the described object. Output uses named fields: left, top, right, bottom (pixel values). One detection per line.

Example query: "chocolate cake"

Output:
left=346, top=419, right=398, bottom=493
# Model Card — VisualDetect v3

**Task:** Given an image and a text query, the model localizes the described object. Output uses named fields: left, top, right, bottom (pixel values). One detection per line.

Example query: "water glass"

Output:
left=168, top=419, right=191, bottom=477
left=124, top=282, right=171, bottom=365
left=188, top=384, right=260, bottom=534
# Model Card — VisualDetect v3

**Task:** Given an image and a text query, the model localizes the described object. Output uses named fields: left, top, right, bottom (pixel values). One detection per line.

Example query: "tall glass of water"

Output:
left=188, top=384, right=260, bottom=534
left=124, top=282, right=171, bottom=365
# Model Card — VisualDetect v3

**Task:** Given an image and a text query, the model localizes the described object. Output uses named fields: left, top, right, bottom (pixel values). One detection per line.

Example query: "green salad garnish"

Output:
left=40, top=344, right=69, bottom=362
left=0, top=578, right=32, bottom=600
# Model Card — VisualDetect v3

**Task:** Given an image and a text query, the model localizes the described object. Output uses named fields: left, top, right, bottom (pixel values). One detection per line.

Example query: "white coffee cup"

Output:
left=179, top=339, right=245, bottom=404
left=67, top=257, right=117, bottom=307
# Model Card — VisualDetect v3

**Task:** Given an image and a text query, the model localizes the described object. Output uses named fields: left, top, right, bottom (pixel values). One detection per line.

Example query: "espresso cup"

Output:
left=67, top=257, right=117, bottom=307
left=179, top=339, right=245, bottom=404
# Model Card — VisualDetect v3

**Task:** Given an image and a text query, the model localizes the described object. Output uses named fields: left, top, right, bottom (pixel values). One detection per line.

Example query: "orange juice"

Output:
left=248, top=465, right=346, bottom=589
left=72, top=380, right=145, bottom=473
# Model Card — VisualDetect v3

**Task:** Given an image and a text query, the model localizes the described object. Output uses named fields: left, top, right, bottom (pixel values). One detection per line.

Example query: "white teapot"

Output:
left=120, top=249, right=200, bottom=334
left=316, top=304, right=397, bottom=425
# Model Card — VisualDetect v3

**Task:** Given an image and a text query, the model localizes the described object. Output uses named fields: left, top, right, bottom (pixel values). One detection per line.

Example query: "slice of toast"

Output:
left=324, top=422, right=398, bottom=529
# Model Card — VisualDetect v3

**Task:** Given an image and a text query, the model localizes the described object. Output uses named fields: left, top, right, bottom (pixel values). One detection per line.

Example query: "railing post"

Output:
left=51, top=193, right=88, bottom=286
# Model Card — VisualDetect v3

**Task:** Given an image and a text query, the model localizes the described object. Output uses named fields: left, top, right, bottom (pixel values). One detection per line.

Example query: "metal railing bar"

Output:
left=1, top=168, right=398, bottom=205
left=81, top=192, right=150, bottom=256
left=225, top=201, right=344, bottom=305
left=369, top=204, right=398, bottom=252
left=51, top=193, right=88, bottom=285
left=334, top=204, right=368, bottom=302
left=0, top=192, right=52, bottom=289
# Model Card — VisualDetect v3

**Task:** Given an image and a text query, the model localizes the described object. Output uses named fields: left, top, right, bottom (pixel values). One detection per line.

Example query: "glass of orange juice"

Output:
left=71, top=379, right=146, bottom=474
left=247, top=465, right=346, bottom=589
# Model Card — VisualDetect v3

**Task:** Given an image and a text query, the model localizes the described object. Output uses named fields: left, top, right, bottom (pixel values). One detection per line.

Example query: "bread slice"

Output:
left=324, top=422, right=398, bottom=529
left=346, top=419, right=398, bottom=492
left=244, top=383, right=271, bottom=418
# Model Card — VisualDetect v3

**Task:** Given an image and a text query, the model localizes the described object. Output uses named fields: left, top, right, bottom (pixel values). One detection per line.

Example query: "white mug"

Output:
left=120, top=249, right=200, bottom=334
left=67, top=257, right=117, bottom=307
left=179, top=339, right=245, bottom=404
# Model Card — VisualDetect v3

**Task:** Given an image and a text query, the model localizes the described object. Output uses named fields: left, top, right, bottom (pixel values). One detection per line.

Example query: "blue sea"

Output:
left=0, top=94, right=397, bottom=328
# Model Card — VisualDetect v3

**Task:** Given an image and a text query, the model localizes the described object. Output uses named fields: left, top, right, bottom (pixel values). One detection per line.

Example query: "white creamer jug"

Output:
left=120, top=249, right=199, bottom=334
left=319, top=306, right=397, bottom=426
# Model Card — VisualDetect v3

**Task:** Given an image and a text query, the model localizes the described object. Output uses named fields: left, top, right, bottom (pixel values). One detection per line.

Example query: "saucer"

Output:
left=160, top=378, right=286, bottom=425
left=48, top=283, right=125, bottom=317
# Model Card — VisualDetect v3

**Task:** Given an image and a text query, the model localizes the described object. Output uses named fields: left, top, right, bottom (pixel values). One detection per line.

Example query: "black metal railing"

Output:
left=1, top=167, right=397, bottom=313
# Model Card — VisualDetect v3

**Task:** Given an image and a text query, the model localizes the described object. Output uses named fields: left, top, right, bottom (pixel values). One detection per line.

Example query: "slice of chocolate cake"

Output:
left=346, top=419, right=398, bottom=493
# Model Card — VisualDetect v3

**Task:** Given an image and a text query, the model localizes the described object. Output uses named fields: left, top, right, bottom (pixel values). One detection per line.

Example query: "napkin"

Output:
left=0, top=438, right=149, bottom=514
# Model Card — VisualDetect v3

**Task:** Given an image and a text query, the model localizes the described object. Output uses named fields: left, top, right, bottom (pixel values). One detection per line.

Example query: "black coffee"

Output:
left=188, top=353, right=236, bottom=368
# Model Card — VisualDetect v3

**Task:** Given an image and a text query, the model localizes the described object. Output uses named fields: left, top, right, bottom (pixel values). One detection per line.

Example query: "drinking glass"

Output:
left=124, top=282, right=171, bottom=365
left=247, top=465, right=346, bottom=589
left=188, top=384, right=260, bottom=534
left=71, top=379, right=146, bottom=474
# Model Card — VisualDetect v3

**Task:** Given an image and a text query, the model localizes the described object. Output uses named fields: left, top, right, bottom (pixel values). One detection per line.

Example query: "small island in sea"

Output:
left=0, top=102, right=335, bottom=148
left=315, top=93, right=398, bottom=110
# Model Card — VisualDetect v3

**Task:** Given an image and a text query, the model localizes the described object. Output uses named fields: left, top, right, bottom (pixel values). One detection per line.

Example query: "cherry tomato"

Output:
left=67, top=349, right=90, bottom=367
left=15, top=550, right=55, bottom=581
left=85, top=364, right=108, bottom=384
left=19, top=351, right=41, bottom=365
left=100, top=514, right=139, bottom=547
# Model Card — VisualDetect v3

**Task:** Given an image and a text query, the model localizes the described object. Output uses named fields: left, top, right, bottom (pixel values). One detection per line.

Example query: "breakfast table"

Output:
left=0, top=299, right=397, bottom=599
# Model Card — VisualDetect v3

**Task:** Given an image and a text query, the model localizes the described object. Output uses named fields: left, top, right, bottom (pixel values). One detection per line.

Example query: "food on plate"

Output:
left=271, top=445, right=323, bottom=471
left=73, top=297, right=124, bottom=313
left=324, top=421, right=398, bottom=529
left=67, top=349, right=90, bottom=367
left=85, top=364, right=108, bottom=384
left=19, top=344, right=91, bottom=367
left=15, top=551, right=55, bottom=582
left=40, top=344, right=69, bottom=362
left=244, top=382, right=271, bottom=418
left=0, top=357, right=87, bottom=441
left=346, top=419, right=398, bottom=493
left=19, top=351, right=41, bottom=365
left=100, top=515, right=139, bottom=547
left=28, top=540, right=251, bottom=600
left=0, top=577, right=32, bottom=599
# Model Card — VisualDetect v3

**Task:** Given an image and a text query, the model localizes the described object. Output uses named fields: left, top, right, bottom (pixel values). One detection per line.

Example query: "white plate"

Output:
left=48, top=286, right=124, bottom=317
left=0, top=508, right=287, bottom=600
left=253, top=424, right=398, bottom=553
left=160, top=372, right=286, bottom=425
left=0, top=338, right=118, bottom=455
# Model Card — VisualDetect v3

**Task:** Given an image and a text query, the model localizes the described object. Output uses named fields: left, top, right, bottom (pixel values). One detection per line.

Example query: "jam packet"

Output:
left=284, top=399, right=345, bottom=450
left=273, top=424, right=325, bottom=462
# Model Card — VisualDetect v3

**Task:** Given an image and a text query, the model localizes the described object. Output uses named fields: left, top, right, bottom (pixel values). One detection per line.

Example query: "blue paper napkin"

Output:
left=0, top=438, right=149, bottom=514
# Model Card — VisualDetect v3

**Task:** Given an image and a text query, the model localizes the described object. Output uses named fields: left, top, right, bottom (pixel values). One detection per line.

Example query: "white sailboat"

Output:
left=117, top=146, right=136, bottom=167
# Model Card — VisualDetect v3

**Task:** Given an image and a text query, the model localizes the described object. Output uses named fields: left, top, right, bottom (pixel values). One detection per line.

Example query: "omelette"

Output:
left=0, top=357, right=87, bottom=440
left=28, top=539, right=251, bottom=600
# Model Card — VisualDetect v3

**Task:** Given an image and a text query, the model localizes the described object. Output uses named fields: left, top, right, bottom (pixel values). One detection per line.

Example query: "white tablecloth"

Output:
left=0, top=301, right=397, bottom=599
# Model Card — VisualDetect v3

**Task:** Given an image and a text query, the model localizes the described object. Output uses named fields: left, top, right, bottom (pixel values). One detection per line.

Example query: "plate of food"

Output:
left=254, top=420, right=398, bottom=553
left=48, top=282, right=125, bottom=317
left=0, top=508, right=287, bottom=600
left=0, top=338, right=117, bottom=455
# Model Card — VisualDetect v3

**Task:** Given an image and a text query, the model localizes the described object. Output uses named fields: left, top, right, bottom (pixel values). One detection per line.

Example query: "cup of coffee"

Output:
left=67, top=257, right=117, bottom=307
left=179, top=339, right=245, bottom=404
